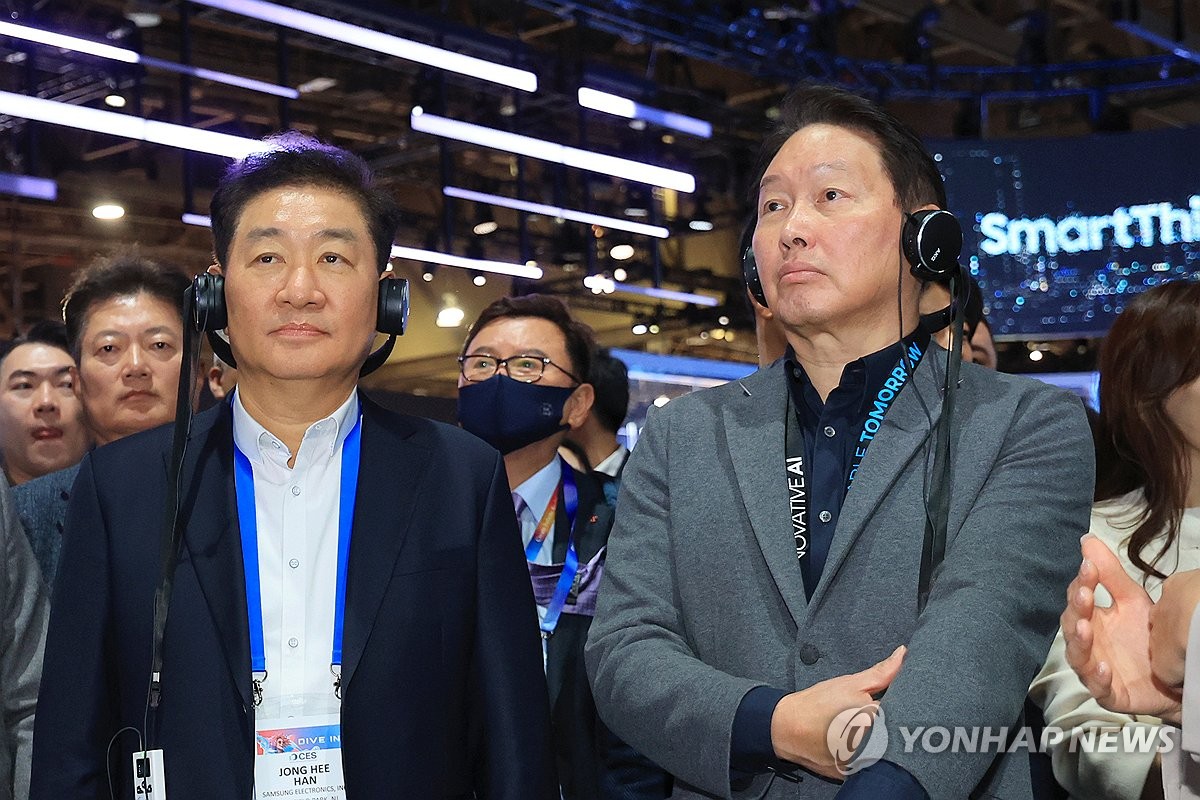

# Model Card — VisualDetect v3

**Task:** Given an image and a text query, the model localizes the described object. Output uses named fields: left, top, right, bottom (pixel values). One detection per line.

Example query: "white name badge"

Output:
left=254, top=713, right=345, bottom=800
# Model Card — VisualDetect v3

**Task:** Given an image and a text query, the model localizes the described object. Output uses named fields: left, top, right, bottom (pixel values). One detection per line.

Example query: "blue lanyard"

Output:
left=234, top=404, right=362, bottom=700
left=784, top=342, right=922, bottom=564
left=525, top=459, right=579, bottom=636
left=845, top=340, right=923, bottom=492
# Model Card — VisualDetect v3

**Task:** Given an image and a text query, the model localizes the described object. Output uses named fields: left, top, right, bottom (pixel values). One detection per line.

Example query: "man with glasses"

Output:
left=457, top=294, right=669, bottom=800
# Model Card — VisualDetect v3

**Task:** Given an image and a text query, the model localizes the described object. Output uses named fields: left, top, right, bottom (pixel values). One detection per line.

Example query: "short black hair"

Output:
left=62, top=249, right=190, bottom=359
left=588, top=348, right=630, bottom=433
left=463, top=294, right=596, bottom=384
left=0, top=319, right=73, bottom=371
left=210, top=132, right=402, bottom=274
left=752, top=83, right=947, bottom=211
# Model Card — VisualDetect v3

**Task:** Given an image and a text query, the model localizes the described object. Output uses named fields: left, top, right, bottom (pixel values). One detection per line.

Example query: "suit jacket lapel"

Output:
left=806, top=350, right=946, bottom=612
left=341, top=397, right=430, bottom=689
left=178, top=404, right=253, bottom=711
left=722, top=364, right=806, bottom=628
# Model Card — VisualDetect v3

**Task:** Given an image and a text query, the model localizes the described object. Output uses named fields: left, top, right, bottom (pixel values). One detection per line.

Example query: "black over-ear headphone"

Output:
left=742, top=208, right=964, bottom=307
left=192, top=272, right=410, bottom=377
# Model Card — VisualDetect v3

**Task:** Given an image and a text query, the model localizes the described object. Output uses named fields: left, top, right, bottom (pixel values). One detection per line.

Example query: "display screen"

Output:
left=932, top=126, right=1200, bottom=338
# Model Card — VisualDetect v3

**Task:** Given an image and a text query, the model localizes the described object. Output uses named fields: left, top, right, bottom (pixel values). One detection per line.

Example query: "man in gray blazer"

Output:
left=585, top=84, right=1094, bottom=800
left=0, top=471, right=48, bottom=800
left=14, top=252, right=190, bottom=587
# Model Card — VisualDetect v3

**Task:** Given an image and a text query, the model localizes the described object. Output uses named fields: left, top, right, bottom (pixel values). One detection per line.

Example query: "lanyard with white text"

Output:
left=234, top=406, right=362, bottom=707
left=527, top=459, right=579, bottom=637
left=784, top=343, right=922, bottom=564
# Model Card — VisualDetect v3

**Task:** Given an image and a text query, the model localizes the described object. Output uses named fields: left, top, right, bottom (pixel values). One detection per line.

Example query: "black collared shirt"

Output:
left=784, top=328, right=931, bottom=600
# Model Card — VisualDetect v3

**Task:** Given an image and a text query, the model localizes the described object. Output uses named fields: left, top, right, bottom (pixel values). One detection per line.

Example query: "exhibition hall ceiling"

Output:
left=1, top=0, right=1197, bottom=393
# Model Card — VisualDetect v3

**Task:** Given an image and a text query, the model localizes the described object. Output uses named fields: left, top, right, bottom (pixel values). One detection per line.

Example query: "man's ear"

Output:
left=207, top=262, right=223, bottom=276
left=562, top=383, right=595, bottom=430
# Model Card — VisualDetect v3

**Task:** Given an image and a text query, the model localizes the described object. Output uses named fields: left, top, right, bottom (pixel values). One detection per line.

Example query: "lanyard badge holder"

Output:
left=524, top=460, right=581, bottom=665
left=235, top=403, right=361, bottom=800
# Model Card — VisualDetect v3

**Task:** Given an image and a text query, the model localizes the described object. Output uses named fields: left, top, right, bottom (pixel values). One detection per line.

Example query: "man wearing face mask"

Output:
left=457, top=294, right=670, bottom=800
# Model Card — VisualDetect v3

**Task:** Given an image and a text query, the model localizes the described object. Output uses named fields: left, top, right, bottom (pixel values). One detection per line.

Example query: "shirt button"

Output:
left=291, top=485, right=301, bottom=496
left=819, top=510, right=833, bottom=523
left=823, top=425, right=836, bottom=438
left=288, top=637, right=299, bottom=648
left=288, top=558, right=300, bottom=569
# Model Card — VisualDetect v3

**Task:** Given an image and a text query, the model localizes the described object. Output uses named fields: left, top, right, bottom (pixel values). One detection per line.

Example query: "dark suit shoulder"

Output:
left=87, top=406, right=215, bottom=473
left=361, top=395, right=501, bottom=464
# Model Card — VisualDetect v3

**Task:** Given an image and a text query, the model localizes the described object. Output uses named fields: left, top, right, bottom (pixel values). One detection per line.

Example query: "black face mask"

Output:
left=457, top=375, right=576, bottom=455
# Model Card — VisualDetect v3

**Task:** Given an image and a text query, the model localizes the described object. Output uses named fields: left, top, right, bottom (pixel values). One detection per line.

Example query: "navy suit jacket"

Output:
left=31, top=396, right=558, bottom=800
left=544, top=470, right=670, bottom=800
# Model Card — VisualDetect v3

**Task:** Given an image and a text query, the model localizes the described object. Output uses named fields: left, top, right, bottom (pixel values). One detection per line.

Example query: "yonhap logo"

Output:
left=827, top=705, right=889, bottom=776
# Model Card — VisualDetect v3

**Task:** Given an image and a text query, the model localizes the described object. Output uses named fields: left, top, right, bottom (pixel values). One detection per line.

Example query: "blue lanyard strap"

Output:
left=234, top=405, right=362, bottom=693
left=538, top=459, right=579, bottom=636
left=784, top=341, right=923, bottom=564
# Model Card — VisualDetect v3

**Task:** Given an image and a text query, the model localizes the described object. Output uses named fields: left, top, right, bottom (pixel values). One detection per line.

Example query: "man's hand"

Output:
left=1062, top=536, right=1182, bottom=721
left=1149, top=569, right=1200, bottom=690
left=770, top=646, right=906, bottom=779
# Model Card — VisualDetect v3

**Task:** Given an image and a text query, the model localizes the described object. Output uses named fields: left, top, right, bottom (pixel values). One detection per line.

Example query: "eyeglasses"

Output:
left=458, top=352, right=581, bottom=384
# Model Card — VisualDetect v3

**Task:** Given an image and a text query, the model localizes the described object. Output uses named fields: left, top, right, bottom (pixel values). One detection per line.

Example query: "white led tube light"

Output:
left=0, top=172, right=57, bottom=201
left=613, top=281, right=718, bottom=306
left=578, top=88, right=713, bottom=139
left=0, top=20, right=299, bottom=98
left=412, top=107, right=695, bottom=193
left=0, top=91, right=269, bottom=158
left=190, top=0, right=537, bottom=92
left=443, top=186, right=669, bottom=238
left=390, top=245, right=543, bottom=279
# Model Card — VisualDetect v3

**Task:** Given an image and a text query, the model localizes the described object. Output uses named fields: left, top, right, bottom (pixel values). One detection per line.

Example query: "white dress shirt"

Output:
left=593, top=444, right=629, bottom=479
left=232, top=387, right=359, bottom=713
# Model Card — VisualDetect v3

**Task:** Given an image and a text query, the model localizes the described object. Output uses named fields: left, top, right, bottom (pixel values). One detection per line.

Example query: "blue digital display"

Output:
left=931, top=126, right=1200, bottom=338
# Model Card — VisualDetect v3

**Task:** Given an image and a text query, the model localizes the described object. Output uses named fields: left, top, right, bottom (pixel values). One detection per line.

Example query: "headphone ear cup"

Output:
left=376, top=277, right=410, bottom=335
left=903, top=209, right=963, bottom=283
left=192, top=273, right=227, bottom=332
left=743, top=247, right=767, bottom=308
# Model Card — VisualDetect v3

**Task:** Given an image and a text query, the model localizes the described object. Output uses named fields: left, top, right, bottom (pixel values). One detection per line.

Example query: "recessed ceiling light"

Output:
left=92, top=203, right=125, bottom=220
left=610, top=244, right=635, bottom=261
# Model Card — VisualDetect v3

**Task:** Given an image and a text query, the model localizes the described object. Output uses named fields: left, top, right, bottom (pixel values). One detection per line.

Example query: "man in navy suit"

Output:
left=31, top=133, right=557, bottom=799
left=457, top=295, right=669, bottom=799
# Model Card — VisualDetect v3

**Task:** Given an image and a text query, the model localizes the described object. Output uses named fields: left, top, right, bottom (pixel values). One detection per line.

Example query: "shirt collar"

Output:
left=785, top=327, right=932, bottom=415
left=594, top=444, right=630, bottom=478
left=231, top=386, right=360, bottom=480
left=514, top=456, right=562, bottom=519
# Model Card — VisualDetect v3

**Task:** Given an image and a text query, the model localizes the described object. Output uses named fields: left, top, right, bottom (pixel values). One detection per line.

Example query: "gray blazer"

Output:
left=13, top=462, right=80, bottom=590
left=0, top=472, right=49, bottom=800
left=585, top=350, right=1094, bottom=800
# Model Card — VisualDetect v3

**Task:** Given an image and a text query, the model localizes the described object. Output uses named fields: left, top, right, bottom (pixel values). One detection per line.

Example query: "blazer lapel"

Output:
left=340, top=398, right=430, bottom=690
left=722, top=364, right=806, bottom=628
left=178, top=404, right=253, bottom=711
left=806, top=350, right=946, bottom=612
